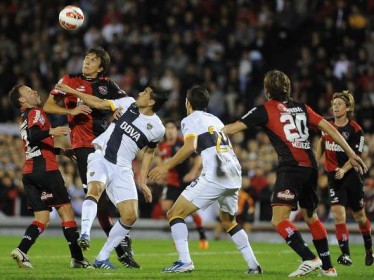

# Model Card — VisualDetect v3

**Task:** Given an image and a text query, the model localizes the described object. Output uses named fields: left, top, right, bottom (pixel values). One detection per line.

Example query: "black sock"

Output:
left=197, top=227, right=207, bottom=240
left=62, top=225, right=83, bottom=261
left=313, top=238, right=333, bottom=270
left=363, top=234, right=373, bottom=251
left=285, top=231, right=316, bottom=261
left=338, top=239, right=350, bottom=255
left=18, top=224, right=42, bottom=254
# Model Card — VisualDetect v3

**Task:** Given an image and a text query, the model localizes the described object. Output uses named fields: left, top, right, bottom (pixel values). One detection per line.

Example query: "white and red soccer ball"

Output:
left=59, top=5, right=84, bottom=30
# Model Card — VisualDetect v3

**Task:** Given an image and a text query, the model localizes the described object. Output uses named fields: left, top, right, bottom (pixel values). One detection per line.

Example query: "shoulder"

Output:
left=349, top=120, right=363, bottom=133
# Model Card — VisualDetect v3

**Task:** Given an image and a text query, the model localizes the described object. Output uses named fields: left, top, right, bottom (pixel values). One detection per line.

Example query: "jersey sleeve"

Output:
left=50, top=74, right=69, bottom=96
left=106, top=97, right=136, bottom=111
left=28, top=108, right=47, bottom=129
left=305, top=105, right=323, bottom=126
left=350, top=127, right=364, bottom=155
left=148, top=127, right=165, bottom=149
left=108, top=80, right=126, bottom=98
left=181, top=117, right=197, bottom=140
left=240, top=105, right=268, bottom=128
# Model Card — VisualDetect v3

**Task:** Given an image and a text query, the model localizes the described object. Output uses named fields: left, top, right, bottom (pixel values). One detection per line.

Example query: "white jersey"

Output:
left=181, top=111, right=241, bottom=187
left=92, top=97, right=165, bottom=167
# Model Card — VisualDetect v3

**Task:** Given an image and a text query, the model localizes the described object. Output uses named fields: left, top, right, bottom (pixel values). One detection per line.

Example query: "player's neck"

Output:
left=166, top=138, right=177, bottom=145
left=138, top=107, right=154, bottom=116
left=334, top=116, right=348, bottom=127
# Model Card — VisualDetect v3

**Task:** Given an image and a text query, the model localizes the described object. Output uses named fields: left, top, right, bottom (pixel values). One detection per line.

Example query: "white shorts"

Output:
left=181, top=176, right=239, bottom=216
left=87, top=150, right=138, bottom=205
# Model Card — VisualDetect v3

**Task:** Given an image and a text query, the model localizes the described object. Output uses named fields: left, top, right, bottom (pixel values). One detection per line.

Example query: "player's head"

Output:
left=9, top=84, right=41, bottom=109
left=82, top=48, right=111, bottom=77
left=185, top=86, right=209, bottom=114
left=136, top=85, right=168, bottom=113
left=263, top=70, right=291, bottom=102
left=164, top=119, right=179, bottom=141
left=331, top=90, right=355, bottom=119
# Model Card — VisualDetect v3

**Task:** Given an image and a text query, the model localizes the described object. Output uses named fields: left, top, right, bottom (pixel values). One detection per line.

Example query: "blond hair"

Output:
left=332, top=90, right=355, bottom=119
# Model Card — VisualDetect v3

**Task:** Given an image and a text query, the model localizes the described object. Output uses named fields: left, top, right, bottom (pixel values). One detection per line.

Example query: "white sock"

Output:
left=97, top=220, right=130, bottom=261
left=80, top=199, right=97, bottom=236
left=230, top=229, right=259, bottom=269
left=171, top=221, right=191, bottom=263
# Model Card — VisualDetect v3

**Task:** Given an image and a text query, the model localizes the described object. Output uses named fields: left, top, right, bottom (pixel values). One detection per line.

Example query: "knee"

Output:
left=120, top=210, right=138, bottom=226
left=87, top=182, right=104, bottom=201
left=353, top=210, right=366, bottom=224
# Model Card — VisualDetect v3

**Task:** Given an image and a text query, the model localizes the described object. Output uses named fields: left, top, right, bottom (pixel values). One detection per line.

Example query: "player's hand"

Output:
left=334, top=168, right=345, bottom=180
left=113, top=108, right=123, bottom=120
left=349, top=154, right=368, bottom=175
left=55, top=83, right=75, bottom=94
left=148, top=166, right=168, bottom=183
left=61, top=148, right=77, bottom=161
left=50, top=126, right=70, bottom=136
left=139, top=183, right=152, bottom=203
left=70, top=105, right=92, bottom=115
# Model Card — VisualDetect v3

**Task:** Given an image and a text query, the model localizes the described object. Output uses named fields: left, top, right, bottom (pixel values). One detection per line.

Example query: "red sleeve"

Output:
left=50, top=74, right=69, bottom=96
left=28, top=108, right=46, bottom=129
left=306, top=105, right=323, bottom=126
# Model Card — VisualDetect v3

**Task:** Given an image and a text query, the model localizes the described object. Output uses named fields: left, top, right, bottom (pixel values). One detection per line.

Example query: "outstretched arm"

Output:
left=54, top=83, right=112, bottom=111
left=43, top=93, right=92, bottom=116
left=318, top=119, right=367, bottom=174
left=223, top=121, right=248, bottom=135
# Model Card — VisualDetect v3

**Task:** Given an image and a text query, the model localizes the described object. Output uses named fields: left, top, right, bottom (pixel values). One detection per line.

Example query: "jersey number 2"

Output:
left=208, top=126, right=232, bottom=153
left=280, top=114, right=309, bottom=142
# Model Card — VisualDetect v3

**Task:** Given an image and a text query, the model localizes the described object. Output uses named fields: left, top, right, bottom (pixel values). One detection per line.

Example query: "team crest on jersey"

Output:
left=147, top=123, right=153, bottom=130
left=32, top=110, right=45, bottom=125
left=77, top=85, right=86, bottom=92
left=90, top=172, right=95, bottom=176
left=342, top=132, right=349, bottom=139
left=99, top=86, right=108, bottom=95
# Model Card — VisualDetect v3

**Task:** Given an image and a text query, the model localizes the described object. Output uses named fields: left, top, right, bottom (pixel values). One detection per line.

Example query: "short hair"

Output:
left=148, top=85, right=169, bottom=112
left=8, top=84, right=24, bottom=109
left=186, top=86, right=209, bottom=111
left=332, top=90, right=355, bottom=119
left=86, top=48, right=111, bottom=76
left=264, top=70, right=291, bottom=101
left=164, top=119, right=179, bottom=129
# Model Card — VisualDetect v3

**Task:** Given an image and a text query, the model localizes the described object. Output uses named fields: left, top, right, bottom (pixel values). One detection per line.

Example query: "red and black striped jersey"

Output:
left=20, top=107, right=58, bottom=174
left=50, top=74, right=125, bottom=149
left=322, top=119, right=364, bottom=172
left=158, top=137, right=190, bottom=187
left=241, top=99, right=323, bottom=171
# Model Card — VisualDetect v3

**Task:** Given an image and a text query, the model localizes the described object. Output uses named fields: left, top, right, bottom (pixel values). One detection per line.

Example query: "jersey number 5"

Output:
left=208, top=126, right=232, bottom=153
left=280, top=114, right=309, bottom=142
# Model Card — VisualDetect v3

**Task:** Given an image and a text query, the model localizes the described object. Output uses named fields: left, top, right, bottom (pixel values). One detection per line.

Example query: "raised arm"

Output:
left=44, top=93, right=92, bottom=116
left=54, top=83, right=112, bottom=111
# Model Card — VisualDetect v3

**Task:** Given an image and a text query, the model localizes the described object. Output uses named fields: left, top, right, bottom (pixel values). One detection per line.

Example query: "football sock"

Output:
left=193, top=214, right=207, bottom=240
left=228, top=224, right=259, bottom=269
left=359, top=219, right=373, bottom=251
left=276, top=220, right=316, bottom=261
left=336, top=223, right=350, bottom=255
left=170, top=217, right=191, bottom=263
left=18, top=221, right=45, bottom=254
left=309, top=219, right=333, bottom=270
left=97, top=220, right=130, bottom=261
left=62, top=221, right=83, bottom=261
left=80, top=197, right=97, bottom=236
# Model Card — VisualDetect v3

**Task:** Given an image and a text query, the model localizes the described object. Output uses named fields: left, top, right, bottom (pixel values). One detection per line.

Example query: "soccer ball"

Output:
left=59, top=5, right=84, bottom=30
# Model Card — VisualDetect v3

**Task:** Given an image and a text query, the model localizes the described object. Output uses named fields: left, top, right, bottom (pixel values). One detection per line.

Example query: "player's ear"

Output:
left=149, top=99, right=155, bottom=107
left=97, top=66, right=103, bottom=74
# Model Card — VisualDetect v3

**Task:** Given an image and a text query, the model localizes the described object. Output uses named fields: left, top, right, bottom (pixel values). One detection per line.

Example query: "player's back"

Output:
left=182, top=111, right=241, bottom=188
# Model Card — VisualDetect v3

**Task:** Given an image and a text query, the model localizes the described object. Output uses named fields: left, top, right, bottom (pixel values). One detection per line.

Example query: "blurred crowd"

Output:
left=0, top=0, right=374, bottom=222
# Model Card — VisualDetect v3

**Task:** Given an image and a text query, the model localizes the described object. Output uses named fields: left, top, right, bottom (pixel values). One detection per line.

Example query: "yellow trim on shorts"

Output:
left=168, top=216, right=185, bottom=223
left=184, top=133, right=197, bottom=140
left=105, top=100, right=116, bottom=111
left=226, top=223, right=237, bottom=233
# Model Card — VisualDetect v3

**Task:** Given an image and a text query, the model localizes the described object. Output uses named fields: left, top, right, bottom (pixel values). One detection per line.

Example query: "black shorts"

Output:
left=74, top=147, right=95, bottom=185
left=22, top=170, right=71, bottom=212
left=271, top=166, right=318, bottom=212
left=161, top=185, right=184, bottom=202
left=328, top=170, right=364, bottom=212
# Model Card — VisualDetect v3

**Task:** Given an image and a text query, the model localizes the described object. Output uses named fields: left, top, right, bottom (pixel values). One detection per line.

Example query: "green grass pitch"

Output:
left=1, top=236, right=373, bottom=279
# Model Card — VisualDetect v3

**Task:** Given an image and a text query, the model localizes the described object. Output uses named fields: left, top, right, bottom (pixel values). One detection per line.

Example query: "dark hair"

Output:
left=8, top=84, right=24, bottom=109
left=164, top=119, right=179, bottom=129
left=264, top=70, right=291, bottom=101
left=148, top=85, right=169, bottom=112
left=332, top=90, right=355, bottom=119
left=86, top=48, right=111, bottom=76
left=186, top=86, right=209, bottom=111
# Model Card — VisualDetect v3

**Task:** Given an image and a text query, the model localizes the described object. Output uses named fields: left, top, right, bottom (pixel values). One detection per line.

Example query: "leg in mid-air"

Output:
left=11, top=210, right=49, bottom=269
left=93, top=199, right=138, bottom=269
left=57, top=204, right=92, bottom=268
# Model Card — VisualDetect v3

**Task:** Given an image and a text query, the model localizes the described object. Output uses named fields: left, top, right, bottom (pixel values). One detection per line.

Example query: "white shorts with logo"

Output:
left=181, top=175, right=240, bottom=216
left=87, top=150, right=137, bottom=205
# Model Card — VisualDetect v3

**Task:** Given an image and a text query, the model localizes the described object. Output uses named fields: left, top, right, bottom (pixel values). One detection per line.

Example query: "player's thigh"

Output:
left=74, top=147, right=95, bottom=185
left=106, top=166, right=137, bottom=206
left=87, top=150, right=112, bottom=186
left=217, top=188, right=239, bottom=216
left=345, top=171, right=365, bottom=212
left=271, top=170, right=300, bottom=210
left=298, top=168, right=319, bottom=212
left=327, top=173, right=347, bottom=207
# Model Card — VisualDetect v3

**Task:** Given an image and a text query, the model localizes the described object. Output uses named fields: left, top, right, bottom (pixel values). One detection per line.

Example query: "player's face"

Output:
left=82, top=53, right=102, bottom=78
left=136, top=87, right=154, bottom=108
left=165, top=123, right=178, bottom=140
left=332, top=98, right=348, bottom=119
left=19, top=86, right=41, bottom=107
